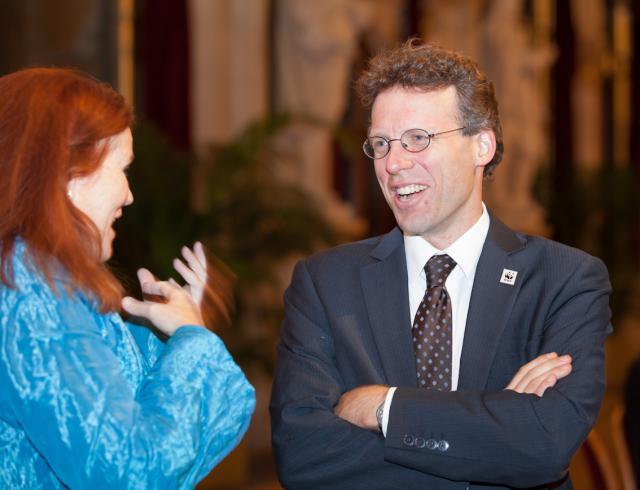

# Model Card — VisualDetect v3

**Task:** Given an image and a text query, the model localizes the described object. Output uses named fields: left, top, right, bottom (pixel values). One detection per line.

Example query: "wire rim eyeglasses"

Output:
left=362, top=127, right=466, bottom=159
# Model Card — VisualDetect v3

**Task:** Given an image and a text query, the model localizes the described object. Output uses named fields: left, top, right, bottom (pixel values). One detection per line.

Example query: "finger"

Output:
left=506, top=352, right=558, bottom=390
left=511, top=356, right=571, bottom=392
left=136, top=268, right=167, bottom=303
left=182, top=245, right=207, bottom=280
left=137, top=268, right=155, bottom=286
left=194, top=241, right=207, bottom=266
left=514, top=361, right=572, bottom=394
left=554, top=360, right=573, bottom=381
left=122, top=296, right=153, bottom=319
left=140, top=279, right=178, bottom=299
left=173, top=258, right=200, bottom=286
left=524, top=372, right=557, bottom=397
left=534, top=375, right=557, bottom=397
left=535, top=361, right=573, bottom=388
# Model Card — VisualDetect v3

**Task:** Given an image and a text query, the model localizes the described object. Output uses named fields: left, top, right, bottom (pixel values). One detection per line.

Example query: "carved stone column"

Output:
left=422, top=0, right=553, bottom=235
left=274, top=0, right=401, bottom=237
left=480, top=0, right=554, bottom=235
left=420, top=0, right=485, bottom=61
left=571, top=0, right=608, bottom=170
left=189, top=0, right=269, bottom=147
left=188, top=0, right=270, bottom=212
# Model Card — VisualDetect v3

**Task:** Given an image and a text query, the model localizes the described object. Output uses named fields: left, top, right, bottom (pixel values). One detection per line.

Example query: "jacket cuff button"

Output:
left=403, top=434, right=415, bottom=446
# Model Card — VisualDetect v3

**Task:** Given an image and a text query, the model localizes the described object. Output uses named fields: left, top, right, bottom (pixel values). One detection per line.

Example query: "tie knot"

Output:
left=425, top=254, right=456, bottom=289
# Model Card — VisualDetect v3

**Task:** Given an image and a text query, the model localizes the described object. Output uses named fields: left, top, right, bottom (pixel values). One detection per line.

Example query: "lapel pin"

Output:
left=500, top=269, right=518, bottom=286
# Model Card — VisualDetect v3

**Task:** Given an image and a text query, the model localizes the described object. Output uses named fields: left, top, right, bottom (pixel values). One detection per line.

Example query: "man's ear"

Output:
left=475, top=130, right=496, bottom=168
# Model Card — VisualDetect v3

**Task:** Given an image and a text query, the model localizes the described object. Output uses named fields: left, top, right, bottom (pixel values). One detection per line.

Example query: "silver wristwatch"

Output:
left=376, top=402, right=384, bottom=432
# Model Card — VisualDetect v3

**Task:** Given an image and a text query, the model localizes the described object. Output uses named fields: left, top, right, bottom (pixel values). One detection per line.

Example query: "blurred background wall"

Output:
left=1, top=1, right=639, bottom=488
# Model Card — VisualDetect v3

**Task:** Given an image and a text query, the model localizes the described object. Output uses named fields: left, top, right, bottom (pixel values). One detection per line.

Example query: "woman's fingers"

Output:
left=136, top=268, right=166, bottom=303
left=173, top=257, right=200, bottom=286
left=182, top=243, right=207, bottom=280
left=140, top=242, right=237, bottom=332
left=193, top=241, right=207, bottom=268
left=137, top=267, right=155, bottom=285
left=139, top=278, right=178, bottom=299
left=122, top=296, right=154, bottom=319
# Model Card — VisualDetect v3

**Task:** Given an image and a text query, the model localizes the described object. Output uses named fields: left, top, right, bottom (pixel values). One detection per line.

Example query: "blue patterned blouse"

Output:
left=0, top=242, right=255, bottom=488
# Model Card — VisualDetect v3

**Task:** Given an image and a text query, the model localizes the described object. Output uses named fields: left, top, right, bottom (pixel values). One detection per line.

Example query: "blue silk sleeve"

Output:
left=125, top=320, right=166, bottom=368
left=0, top=275, right=255, bottom=488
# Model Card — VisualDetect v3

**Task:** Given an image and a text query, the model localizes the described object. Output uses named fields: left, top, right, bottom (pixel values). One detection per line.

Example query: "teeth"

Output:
left=397, top=184, right=427, bottom=196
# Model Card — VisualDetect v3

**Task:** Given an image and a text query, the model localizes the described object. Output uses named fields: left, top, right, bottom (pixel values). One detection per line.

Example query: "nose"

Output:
left=384, top=141, right=414, bottom=174
left=124, top=186, right=134, bottom=206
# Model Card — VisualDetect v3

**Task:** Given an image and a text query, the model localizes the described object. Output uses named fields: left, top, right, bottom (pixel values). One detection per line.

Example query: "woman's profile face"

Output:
left=67, top=128, right=134, bottom=261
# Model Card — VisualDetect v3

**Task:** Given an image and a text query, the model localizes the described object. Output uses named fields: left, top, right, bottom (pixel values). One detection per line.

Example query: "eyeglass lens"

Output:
left=363, top=129, right=432, bottom=159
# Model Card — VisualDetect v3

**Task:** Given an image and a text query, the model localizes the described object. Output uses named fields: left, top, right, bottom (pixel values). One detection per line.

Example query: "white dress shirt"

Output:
left=381, top=204, right=490, bottom=436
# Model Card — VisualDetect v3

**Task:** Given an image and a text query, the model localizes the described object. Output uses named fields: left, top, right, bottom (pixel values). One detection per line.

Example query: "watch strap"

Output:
left=376, top=402, right=384, bottom=432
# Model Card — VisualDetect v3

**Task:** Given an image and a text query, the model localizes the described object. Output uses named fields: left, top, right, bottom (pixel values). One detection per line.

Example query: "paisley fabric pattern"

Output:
left=0, top=242, right=255, bottom=489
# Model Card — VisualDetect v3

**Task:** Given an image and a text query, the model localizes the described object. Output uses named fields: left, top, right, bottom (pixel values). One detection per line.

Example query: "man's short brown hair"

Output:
left=356, top=40, right=503, bottom=176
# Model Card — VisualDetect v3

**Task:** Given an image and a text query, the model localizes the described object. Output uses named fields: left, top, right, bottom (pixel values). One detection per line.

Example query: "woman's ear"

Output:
left=475, top=130, right=496, bottom=168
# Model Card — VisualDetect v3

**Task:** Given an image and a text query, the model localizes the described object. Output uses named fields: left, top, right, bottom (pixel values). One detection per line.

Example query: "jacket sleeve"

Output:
left=125, top=319, right=166, bottom=367
left=270, top=260, right=413, bottom=490
left=0, top=285, right=255, bottom=489
left=383, top=256, right=612, bottom=487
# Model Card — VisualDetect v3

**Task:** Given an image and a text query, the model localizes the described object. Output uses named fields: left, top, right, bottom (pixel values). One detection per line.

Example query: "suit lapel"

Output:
left=458, top=216, right=526, bottom=390
left=360, top=229, right=417, bottom=387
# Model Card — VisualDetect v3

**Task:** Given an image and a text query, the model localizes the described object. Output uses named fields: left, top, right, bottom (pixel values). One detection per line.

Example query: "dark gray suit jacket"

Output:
left=270, top=217, right=612, bottom=489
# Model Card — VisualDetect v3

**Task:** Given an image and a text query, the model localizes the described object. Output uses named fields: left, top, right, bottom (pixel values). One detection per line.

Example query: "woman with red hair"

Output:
left=0, top=67, right=254, bottom=488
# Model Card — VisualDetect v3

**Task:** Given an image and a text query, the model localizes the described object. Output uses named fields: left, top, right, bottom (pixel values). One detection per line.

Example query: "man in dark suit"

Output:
left=270, top=41, right=611, bottom=489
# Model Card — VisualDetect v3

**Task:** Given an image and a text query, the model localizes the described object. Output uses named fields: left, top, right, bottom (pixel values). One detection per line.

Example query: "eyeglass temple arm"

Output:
left=430, top=127, right=466, bottom=137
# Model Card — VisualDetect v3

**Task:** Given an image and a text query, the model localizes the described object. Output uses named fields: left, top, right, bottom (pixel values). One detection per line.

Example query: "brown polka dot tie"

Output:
left=412, top=254, right=456, bottom=391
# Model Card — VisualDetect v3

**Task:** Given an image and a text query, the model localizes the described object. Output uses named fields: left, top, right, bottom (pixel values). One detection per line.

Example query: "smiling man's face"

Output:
left=371, top=85, right=490, bottom=249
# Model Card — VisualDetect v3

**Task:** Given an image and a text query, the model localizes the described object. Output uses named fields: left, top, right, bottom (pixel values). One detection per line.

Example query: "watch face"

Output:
left=376, top=403, right=384, bottom=428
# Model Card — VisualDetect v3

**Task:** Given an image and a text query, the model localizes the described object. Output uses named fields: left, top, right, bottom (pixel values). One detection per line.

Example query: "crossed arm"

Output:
left=335, top=352, right=573, bottom=431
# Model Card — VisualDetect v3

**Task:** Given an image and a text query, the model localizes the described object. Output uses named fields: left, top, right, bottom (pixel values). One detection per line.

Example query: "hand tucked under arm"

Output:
left=506, top=352, right=572, bottom=397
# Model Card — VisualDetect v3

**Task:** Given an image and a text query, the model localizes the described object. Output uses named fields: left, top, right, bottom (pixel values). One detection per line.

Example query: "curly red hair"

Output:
left=0, top=67, right=133, bottom=312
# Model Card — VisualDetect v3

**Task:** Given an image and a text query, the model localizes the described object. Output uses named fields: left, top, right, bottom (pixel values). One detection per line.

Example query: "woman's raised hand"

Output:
left=121, top=268, right=204, bottom=336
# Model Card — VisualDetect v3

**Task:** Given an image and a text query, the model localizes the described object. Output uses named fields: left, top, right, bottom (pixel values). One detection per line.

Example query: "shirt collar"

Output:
left=404, top=203, right=490, bottom=284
